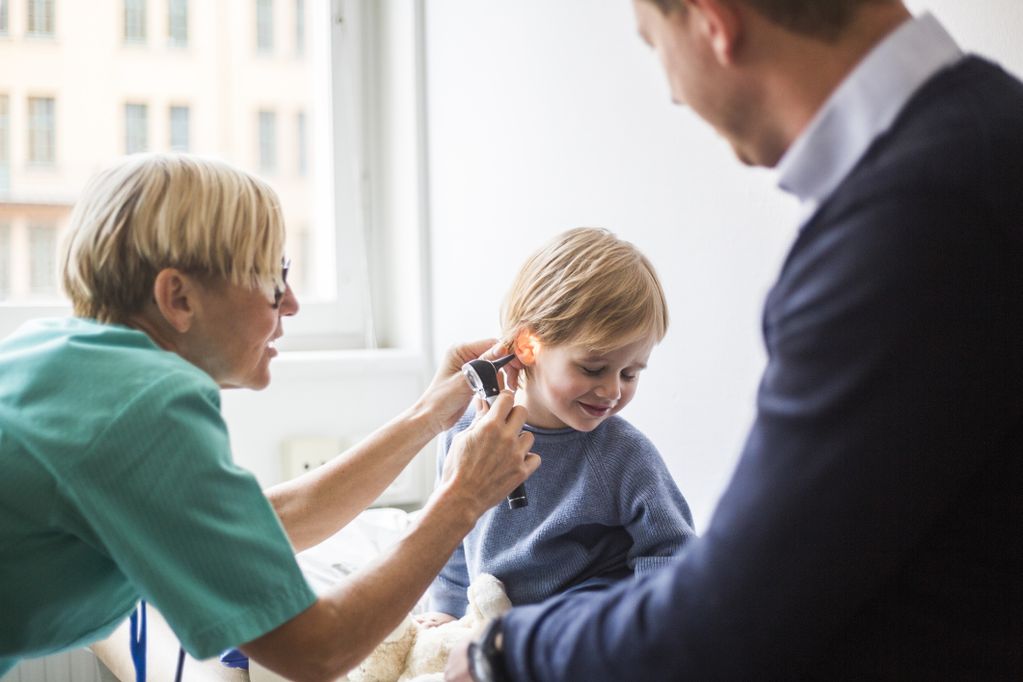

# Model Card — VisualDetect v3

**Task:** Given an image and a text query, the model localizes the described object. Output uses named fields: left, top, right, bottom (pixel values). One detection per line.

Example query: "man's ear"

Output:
left=513, top=329, right=540, bottom=366
left=688, top=0, right=742, bottom=65
left=152, top=268, right=197, bottom=334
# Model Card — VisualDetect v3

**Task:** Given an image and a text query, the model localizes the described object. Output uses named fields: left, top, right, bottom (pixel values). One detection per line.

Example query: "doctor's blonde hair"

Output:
left=500, top=227, right=669, bottom=355
left=62, top=153, right=286, bottom=323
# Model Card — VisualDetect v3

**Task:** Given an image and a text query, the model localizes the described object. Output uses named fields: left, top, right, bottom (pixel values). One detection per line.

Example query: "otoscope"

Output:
left=462, top=353, right=528, bottom=509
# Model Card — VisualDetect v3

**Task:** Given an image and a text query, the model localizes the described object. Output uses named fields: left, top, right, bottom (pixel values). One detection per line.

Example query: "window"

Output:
left=27, top=0, right=54, bottom=36
left=28, top=223, right=57, bottom=295
left=125, top=103, right=148, bottom=154
left=124, top=0, right=146, bottom=43
left=0, top=95, right=9, bottom=192
left=169, top=105, right=189, bottom=151
left=1, top=0, right=9, bottom=35
left=0, top=223, right=10, bottom=300
left=258, top=110, right=276, bottom=172
left=168, top=0, right=187, bottom=47
left=27, top=97, right=55, bottom=165
left=1, top=0, right=395, bottom=351
left=296, top=110, right=306, bottom=176
left=294, top=0, right=305, bottom=55
left=256, top=0, right=272, bottom=53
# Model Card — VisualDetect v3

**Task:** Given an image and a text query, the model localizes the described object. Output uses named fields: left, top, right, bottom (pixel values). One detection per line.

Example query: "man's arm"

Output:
left=266, top=339, right=502, bottom=552
left=474, top=191, right=1019, bottom=680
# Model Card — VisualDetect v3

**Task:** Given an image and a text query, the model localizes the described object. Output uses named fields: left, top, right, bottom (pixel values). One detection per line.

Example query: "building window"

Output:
left=124, top=0, right=147, bottom=43
left=294, top=0, right=305, bottom=55
left=27, top=0, right=55, bottom=36
left=258, top=110, right=276, bottom=172
left=169, top=105, right=189, bottom=151
left=256, top=0, right=272, bottom=53
left=29, top=223, right=57, bottom=295
left=1, top=0, right=9, bottom=35
left=0, top=95, right=9, bottom=192
left=125, top=103, right=148, bottom=154
left=27, top=97, right=55, bottom=166
left=168, top=0, right=187, bottom=47
left=296, top=110, right=306, bottom=176
left=0, top=223, right=10, bottom=300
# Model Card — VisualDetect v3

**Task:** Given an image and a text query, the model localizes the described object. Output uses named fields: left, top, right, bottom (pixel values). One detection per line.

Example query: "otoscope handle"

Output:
left=482, top=391, right=529, bottom=509
left=463, top=355, right=529, bottom=510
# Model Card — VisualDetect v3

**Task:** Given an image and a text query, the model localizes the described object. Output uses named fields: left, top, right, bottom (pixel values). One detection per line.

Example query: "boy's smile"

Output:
left=521, top=333, right=657, bottom=431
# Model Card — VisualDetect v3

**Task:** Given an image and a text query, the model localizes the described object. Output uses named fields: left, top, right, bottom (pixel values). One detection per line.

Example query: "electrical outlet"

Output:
left=281, top=436, right=342, bottom=480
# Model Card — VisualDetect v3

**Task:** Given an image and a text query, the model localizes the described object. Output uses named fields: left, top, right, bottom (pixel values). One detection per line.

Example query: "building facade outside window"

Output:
left=28, top=223, right=56, bottom=295
left=125, top=103, right=148, bottom=154
left=258, top=109, right=276, bottom=173
left=169, top=105, right=189, bottom=151
left=256, top=0, right=273, bottom=53
left=168, top=0, right=187, bottom=47
left=27, top=97, right=55, bottom=166
left=0, top=0, right=9, bottom=35
left=27, top=0, right=55, bottom=36
left=124, top=0, right=147, bottom=43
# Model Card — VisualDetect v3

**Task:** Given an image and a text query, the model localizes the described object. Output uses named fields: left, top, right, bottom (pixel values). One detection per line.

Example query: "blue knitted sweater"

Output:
left=428, top=410, right=696, bottom=616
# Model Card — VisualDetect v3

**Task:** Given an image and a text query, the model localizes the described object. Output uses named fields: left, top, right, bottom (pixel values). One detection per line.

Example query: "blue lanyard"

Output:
left=129, top=601, right=147, bottom=682
left=128, top=600, right=187, bottom=682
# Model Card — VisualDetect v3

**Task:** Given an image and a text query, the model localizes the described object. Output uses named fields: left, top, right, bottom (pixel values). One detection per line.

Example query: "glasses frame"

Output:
left=271, top=257, right=291, bottom=309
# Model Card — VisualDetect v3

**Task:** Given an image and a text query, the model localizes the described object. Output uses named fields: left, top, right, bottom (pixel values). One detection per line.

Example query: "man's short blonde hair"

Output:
left=500, top=227, right=669, bottom=353
left=62, top=153, right=286, bottom=323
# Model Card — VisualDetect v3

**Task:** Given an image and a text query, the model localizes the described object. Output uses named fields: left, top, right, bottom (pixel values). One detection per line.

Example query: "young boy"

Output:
left=426, top=227, right=696, bottom=620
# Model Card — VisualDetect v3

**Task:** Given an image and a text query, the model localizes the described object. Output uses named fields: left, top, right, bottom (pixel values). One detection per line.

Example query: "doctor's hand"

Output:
left=439, top=390, right=539, bottom=519
left=419, top=338, right=504, bottom=434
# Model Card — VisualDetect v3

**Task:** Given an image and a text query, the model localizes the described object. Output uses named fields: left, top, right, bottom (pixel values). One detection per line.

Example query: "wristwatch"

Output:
left=468, top=616, right=511, bottom=682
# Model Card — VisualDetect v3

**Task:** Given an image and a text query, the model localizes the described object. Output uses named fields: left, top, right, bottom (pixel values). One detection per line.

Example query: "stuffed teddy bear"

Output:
left=346, top=573, right=512, bottom=682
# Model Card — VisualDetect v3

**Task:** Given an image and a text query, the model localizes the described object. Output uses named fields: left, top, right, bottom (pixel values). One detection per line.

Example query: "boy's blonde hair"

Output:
left=62, top=153, right=286, bottom=323
left=500, top=227, right=669, bottom=353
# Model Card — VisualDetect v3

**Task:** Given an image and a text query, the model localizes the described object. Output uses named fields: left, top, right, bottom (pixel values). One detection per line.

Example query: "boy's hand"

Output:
left=415, top=611, right=458, bottom=629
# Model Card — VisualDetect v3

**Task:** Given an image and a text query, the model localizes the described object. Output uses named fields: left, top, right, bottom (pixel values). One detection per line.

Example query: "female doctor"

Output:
left=0, top=153, right=538, bottom=680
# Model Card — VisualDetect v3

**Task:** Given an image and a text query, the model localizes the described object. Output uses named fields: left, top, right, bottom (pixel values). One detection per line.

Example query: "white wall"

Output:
left=424, top=1, right=1023, bottom=526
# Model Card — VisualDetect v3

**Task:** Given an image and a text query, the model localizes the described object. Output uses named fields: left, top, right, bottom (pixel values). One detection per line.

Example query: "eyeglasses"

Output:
left=271, top=257, right=291, bottom=309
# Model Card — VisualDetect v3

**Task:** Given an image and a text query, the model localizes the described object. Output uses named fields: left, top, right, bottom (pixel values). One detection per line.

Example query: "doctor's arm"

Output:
left=243, top=391, right=539, bottom=682
left=265, top=339, right=502, bottom=553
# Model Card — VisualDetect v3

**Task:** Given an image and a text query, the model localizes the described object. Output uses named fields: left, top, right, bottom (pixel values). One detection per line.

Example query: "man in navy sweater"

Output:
left=449, top=0, right=1023, bottom=679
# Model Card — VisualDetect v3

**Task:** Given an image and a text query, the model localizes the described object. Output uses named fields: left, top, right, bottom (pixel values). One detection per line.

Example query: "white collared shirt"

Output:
left=775, top=13, right=963, bottom=225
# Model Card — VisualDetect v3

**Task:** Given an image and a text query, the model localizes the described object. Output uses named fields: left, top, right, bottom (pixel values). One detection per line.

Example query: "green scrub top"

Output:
left=0, top=318, right=317, bottom=674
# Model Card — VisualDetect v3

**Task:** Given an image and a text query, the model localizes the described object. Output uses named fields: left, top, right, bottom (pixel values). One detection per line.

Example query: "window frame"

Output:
left=167, top=0, right=187, bottom=47
left=124, top=101, right=148, bottom=154
left=169, top=104, right=189, bottom=152
left=26, top=95, right=55, bottom=166
left=26, top=0, right=55, bottom=37
left=123, top=0, right=147, bottom=44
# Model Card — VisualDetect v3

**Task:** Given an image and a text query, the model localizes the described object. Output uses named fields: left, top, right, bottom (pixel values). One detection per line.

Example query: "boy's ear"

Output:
left=513, top=330, right=539, bottom=366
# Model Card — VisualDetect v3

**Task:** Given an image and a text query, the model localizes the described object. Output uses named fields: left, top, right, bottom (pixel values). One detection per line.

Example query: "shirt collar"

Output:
left=775, top=13, right=963, bottom=219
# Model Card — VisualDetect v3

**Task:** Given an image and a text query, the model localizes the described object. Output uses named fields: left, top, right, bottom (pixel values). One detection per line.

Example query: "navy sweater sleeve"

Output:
left=501, top=58, right=1023, bottom=681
